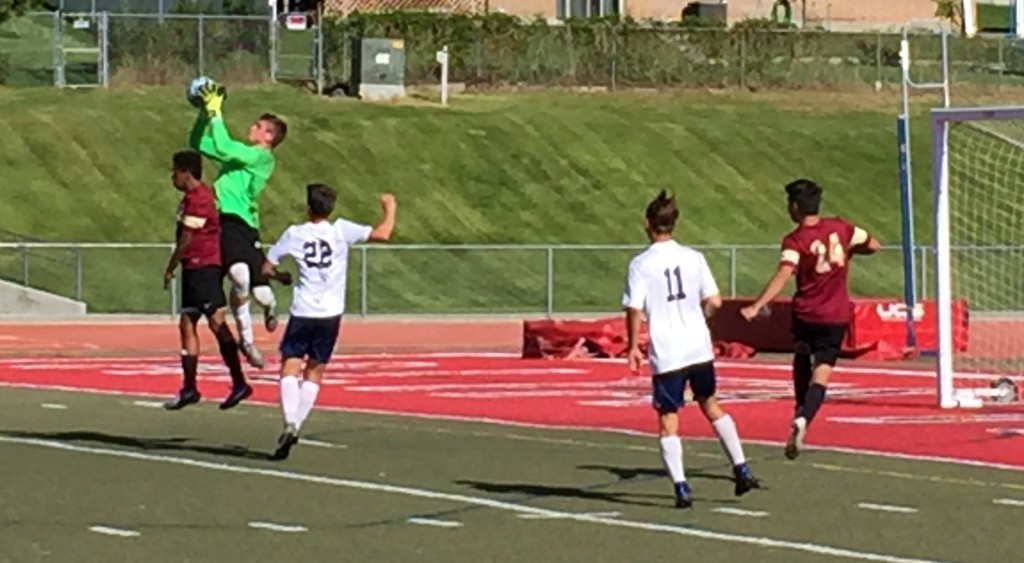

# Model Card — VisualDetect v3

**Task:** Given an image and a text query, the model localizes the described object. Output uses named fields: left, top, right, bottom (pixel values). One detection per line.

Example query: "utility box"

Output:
left=350, top=37, right=406, bottom=101
left=682, top=2, right=727, bottom=24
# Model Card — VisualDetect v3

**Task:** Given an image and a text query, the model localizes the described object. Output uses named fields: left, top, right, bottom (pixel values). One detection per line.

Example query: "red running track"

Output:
left=0, top=354, right=1021, bottom=469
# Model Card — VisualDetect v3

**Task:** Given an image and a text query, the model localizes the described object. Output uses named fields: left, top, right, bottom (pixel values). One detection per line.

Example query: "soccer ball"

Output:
left=186, top=76, right=212, bottom=108
left=186, top=76, right=227, bottom=108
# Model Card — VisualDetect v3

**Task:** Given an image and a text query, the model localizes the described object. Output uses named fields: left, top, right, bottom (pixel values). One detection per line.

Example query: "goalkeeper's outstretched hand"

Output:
left=198, top=82, right=227, bottom=118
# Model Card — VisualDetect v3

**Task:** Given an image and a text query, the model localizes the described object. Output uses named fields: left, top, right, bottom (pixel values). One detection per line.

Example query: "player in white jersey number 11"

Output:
left=622, top=190, right=760, bottom=509
left=261, top=184, right=397, bottom=460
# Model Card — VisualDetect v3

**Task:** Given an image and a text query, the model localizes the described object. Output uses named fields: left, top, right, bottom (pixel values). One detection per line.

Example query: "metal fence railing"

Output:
left=4, top=11, right=1024, bottom=94
left=0, top=242, right=943, bottom=317
left=0, top=11, right=322, bottom=88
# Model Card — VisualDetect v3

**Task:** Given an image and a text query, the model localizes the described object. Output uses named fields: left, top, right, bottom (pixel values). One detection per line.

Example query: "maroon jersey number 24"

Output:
left=780, top=217, right=865, bottom=325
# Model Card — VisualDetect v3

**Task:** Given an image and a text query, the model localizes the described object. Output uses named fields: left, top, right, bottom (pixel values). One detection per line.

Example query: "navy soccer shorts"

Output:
left=279, top=315, right=342, bottom=364
left=651, top=361, right=717, bottom=414
left=791, top=317, right=848, bottom=368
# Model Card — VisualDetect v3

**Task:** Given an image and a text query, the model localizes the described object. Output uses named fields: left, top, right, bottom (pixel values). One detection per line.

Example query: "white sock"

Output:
left=712, top=414, right=747, bottom=466
left=279, top=376, right=301, bottom=426
left=658, top=436, right=686, bottom=483
left=252, top=286, right=276, bottom=315
left=233, top=301, right=254, bottom=346
left=296, top=381, right=321, bottom=430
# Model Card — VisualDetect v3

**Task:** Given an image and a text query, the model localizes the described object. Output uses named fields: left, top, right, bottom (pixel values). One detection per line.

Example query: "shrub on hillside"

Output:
left=0, top=52, right=10, bottom=85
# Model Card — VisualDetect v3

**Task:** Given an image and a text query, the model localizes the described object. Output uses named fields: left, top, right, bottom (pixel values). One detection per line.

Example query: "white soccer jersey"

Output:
left=621, top=240, right=719, bottom=375
left=266, top=218, right=371, bottom=318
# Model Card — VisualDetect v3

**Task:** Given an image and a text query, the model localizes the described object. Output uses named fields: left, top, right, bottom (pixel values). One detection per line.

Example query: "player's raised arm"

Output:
left=194, top=83, right=267, bottom=166
left=207, top=116, right=268, bottom=166
left=188, top=112, right=218, bottom=160
left=849, top=225, right=881, bottom=255
left=740, top=244, right=796, bottom=322
left=367, top=193, right=397, bottom=242
left=621, top=259, right=646, bottom=373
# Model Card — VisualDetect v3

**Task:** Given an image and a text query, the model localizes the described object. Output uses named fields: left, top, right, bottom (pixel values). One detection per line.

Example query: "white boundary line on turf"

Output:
left=0, top=435, right=944, bottom=563
left=857, top=503, right=919, bottom=515
left=88, top=525, right=140, bottom=538
left=0, top=381, right=1022, bottom=473
left=248, top=521, right=308, bottom=533
left=1, top=352, right=1007, bottom=383
left=406, top=517, right=463, bottom=528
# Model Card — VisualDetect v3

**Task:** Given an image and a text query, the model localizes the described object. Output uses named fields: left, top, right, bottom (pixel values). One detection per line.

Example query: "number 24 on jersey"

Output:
left=809, top=232, right=846, bottom=274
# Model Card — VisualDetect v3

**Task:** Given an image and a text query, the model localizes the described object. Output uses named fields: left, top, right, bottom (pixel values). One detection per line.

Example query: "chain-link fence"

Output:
left=0, top=243, right=932, bottom=316
left=0, top=11, right=308, bottom=87
left=4, top=11, right=1024, bottom=93
left=106, top=13, right=272, bottom=86
left=321, top=19, right=1024, bottom=93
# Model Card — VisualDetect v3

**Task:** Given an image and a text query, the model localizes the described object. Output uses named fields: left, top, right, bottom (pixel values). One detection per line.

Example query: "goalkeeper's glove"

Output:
left=198, top=82, right=226, bottom=118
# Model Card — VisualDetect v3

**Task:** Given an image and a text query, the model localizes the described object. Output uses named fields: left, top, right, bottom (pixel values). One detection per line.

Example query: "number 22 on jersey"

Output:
left=809, top=232, right=846, bottom=274
left=303, top=240, right=333, bottom=269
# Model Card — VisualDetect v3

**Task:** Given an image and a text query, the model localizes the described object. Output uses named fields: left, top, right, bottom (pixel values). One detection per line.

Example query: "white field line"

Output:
left=132, top=400, right=166, bottom=408
left=301, top=439, right=347, bottom=450
left=993, top=498, right=1024, bottom=507
left=248, top=521, right=308, bottom=533
left=857, top=503, right=919, bottom=514
left=519, top=511, right=621, bottom=520
left=1, top=380, right=1022, bottom=473
left=0, top=435, right=944, bottom=563
left=40, top=403, right=67, bottom=410
left=88, top=525, right=140, bottom=538
left=0, top=352, right=970, bottom=379
left=712, top=507, right=770, bottom=518
left=406, top=517, right=463, bottom=528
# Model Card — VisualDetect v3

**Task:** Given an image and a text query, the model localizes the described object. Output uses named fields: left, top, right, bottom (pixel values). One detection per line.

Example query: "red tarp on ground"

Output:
left=522, top=298, right=968, bottom=361
left=521, top=317, right=754, bottom=360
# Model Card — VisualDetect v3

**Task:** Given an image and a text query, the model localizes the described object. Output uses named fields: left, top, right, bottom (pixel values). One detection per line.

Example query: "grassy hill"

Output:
left=0, top=86, right=938, bottom=314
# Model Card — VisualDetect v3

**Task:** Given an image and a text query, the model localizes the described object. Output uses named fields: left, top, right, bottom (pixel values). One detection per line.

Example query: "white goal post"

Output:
left=931, top=105, right=1024, bottom=408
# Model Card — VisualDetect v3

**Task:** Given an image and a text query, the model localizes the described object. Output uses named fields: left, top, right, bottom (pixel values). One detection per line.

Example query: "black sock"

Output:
left=216, top=335, right=247, bottom=388
left=181, top=354, right=198, bottom=391
left=792, top=353, right=812, bottom=415
left=802, top=383, right=828, bottom=424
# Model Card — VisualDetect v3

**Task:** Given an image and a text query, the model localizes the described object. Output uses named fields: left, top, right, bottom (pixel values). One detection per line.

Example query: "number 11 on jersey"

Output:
left=663, top=266, right=686, bottom=301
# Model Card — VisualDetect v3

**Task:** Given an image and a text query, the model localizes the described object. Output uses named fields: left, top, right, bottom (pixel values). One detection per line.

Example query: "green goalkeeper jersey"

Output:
left=189, top=114, right=275, bottom=231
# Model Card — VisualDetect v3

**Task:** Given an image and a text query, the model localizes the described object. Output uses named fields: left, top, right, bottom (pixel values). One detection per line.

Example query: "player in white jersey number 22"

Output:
left=262, top=184, right=396, bottom=460
left=622, top=190, right=760, bottom=509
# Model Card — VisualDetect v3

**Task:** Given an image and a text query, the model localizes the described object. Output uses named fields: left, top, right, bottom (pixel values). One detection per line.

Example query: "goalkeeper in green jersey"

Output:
left=189, top=81, right=288, bottom=372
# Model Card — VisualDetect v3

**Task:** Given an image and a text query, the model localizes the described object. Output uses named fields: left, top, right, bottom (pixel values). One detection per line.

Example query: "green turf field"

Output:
left=0, top=87, right=949, bottom=314
left=0, top=385, right=1020, bottom=562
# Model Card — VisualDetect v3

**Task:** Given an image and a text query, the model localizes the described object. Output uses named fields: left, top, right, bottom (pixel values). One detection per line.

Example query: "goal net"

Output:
left=933, top=105, right=1024, bottom=408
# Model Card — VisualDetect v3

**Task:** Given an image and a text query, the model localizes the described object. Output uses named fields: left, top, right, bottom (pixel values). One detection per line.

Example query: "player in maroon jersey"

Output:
left=740, top=179, right=880, bottom=459
left=162, top=150, right=253, bottom=411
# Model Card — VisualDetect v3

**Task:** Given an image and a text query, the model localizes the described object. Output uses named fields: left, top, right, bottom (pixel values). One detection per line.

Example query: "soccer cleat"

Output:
left=264, top=312, right=279, bottom=334
left=673, top=481, right=693, bottom=509
left=271, top=424, right=300, bottom=461
left=219, top=384, right=253, bottom=410
left=785, top=416, right=808, bottom=460
left=164, top=388, right=201, bottom=411
left=239, top=340, right=265, bottom=369
left=733, top=463, right=761, bottom=497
